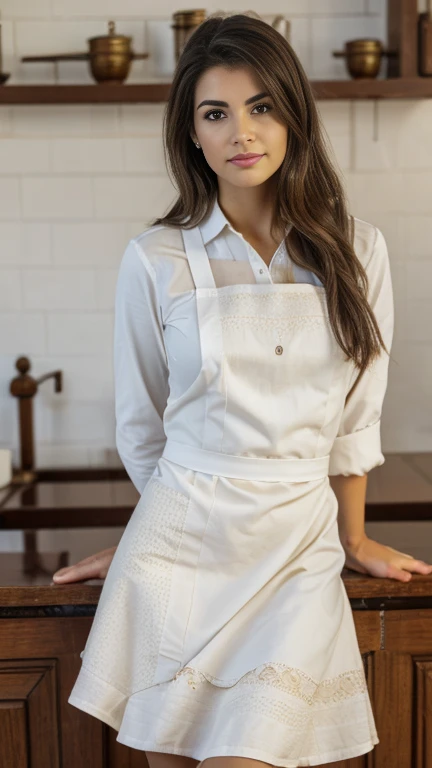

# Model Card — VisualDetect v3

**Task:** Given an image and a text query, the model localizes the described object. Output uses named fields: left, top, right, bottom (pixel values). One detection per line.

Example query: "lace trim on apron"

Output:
left=217, top=289, right=328, bottom=316
left=220, top=315, right=327, bottom=331
left=173, top=662, right=367, bottom=705
left=216, top=288, right=329, bottom=333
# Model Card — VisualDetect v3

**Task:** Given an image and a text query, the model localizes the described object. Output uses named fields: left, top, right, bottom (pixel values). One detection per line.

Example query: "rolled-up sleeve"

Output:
left=114, top=238, right=169, bottom=494
left=328, top=226, right=394, bottom=477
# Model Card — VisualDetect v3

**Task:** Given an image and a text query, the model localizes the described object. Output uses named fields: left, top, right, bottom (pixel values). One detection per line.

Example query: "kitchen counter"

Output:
left=1, top=535, right=432, bottom=614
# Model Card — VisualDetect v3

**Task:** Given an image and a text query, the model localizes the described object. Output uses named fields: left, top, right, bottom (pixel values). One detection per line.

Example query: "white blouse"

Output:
left=114, top=198, right=393, bottom=493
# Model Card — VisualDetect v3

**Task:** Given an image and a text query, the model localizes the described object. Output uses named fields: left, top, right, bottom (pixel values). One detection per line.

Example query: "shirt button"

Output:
left=275, top=345, right=283, bottom=355
left=259, top=269, right=264, bottom=274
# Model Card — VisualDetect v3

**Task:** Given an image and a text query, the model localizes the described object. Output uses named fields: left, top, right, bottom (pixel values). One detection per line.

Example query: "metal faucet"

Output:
left=9, top=356, right=63, bottom=483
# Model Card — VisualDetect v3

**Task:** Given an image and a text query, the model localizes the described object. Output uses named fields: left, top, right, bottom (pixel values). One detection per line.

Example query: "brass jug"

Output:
left=172, top=9, right=207, bottom=62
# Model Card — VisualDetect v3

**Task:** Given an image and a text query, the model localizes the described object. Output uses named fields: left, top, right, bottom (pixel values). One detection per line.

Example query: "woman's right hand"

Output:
left=51, top=546, right=118, bottom=584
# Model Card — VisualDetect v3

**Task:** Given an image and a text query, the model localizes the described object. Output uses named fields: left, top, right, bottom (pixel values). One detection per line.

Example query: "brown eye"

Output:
left=253, top=103, right=273, bottom=114
left=204, top=110, right=225, bottom=121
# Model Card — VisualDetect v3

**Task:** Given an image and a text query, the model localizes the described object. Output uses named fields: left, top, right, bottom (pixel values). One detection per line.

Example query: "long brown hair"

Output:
left=150, top=11, right=389, bottom=381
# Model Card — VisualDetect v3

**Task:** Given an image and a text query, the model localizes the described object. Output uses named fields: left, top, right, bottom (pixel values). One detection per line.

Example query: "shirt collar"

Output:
left=199, top=197, right=231, bottom=245
left=199, top=197, right=292, bottom=246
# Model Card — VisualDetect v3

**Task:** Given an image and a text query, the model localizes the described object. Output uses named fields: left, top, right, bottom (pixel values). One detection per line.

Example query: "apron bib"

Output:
left=161, top=224, right=347, bottom=479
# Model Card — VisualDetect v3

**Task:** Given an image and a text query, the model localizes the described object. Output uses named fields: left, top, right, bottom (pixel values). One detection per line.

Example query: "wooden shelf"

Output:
left=312, top=77, right=432, bottom=99
left=0, top=77, right=432, bottom=105
left=0, top=83, right=172, bottom=104
left=0, top=2, right=429, bottom=104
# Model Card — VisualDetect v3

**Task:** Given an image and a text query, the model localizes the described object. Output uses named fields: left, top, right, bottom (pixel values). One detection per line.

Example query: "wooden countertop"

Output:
left=1, top=537, right=432, bottom=615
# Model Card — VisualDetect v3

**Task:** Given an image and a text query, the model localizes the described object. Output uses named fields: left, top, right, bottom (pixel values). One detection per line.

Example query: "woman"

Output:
left=54, top=12, right=432, bottom=768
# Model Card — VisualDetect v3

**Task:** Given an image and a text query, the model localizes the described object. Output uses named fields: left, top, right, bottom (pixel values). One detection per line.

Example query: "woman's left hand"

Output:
left=342, top=534, right=432, bottom=582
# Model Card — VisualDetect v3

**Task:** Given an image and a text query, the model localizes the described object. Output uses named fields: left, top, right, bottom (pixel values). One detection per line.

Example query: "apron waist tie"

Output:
left=161, top=439, right=329, bottom=482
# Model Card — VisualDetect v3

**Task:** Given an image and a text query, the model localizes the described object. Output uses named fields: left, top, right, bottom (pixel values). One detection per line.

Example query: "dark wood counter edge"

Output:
left=35, top=467, right=129, bottom=481
left=1, top=573, right=432, bottom=613
left=366, top=501, right=432, bottom=521
left=1, top=501, right=432, bottom=527
left=0, top=507, right=136, bottom=528
left=5, top=597, right=432, bottom=618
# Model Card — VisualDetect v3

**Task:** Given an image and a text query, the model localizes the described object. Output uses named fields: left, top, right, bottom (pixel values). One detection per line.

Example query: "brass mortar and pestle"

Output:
left=333, top=39, right=396, bottom=79
left=21, top=21, right=148, bottom=84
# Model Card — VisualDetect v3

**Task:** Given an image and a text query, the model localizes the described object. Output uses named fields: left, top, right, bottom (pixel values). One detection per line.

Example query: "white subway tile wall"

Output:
left=0, top=0, right=431, bottom=471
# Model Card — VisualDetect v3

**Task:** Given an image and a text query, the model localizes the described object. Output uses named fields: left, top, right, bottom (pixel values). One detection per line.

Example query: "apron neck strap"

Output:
left=181, top=226, right=217, bottom=290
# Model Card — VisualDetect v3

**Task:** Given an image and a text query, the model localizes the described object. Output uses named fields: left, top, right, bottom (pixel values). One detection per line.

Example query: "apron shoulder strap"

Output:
left=181, top=225, right=217, bottom=290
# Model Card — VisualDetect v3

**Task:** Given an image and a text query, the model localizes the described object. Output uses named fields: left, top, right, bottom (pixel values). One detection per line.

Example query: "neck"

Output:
left=217, top=179, right=281, bottom=243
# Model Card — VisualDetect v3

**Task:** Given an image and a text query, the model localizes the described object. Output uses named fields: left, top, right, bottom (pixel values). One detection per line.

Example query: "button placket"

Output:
left=245, top=243, right=270, bottom=284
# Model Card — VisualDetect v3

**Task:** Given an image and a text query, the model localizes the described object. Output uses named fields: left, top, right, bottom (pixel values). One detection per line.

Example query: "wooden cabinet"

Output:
left=1, top=568, right=432, bottom=768
left=0, top=602, right=145, bottom=768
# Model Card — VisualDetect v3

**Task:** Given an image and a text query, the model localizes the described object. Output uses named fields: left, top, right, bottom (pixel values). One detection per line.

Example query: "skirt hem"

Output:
left=68, top=695, right=121, bottom=731
left=69, top=681, right=379, bottom=767
left=115, top=734, right=379, bottom=767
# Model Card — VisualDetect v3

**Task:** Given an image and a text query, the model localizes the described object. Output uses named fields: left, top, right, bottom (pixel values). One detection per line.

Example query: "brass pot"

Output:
left=172, top=9, right=207, bottom=62
left=333, top=38, right=386, bottom=79
left=88, top=21, right=133, bottom=84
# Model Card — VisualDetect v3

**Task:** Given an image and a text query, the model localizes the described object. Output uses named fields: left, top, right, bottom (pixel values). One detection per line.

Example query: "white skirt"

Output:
left=68, top=457, right=379, bottom=766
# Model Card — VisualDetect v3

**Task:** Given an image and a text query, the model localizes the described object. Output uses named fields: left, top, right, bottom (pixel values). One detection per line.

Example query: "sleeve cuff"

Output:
left=328, top=419, right=385, bottom=476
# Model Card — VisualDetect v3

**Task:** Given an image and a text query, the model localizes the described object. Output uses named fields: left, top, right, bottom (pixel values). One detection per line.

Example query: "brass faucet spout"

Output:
left=9, top=356, right=63, bottom=481
left=36, top=370, right=63, bottom=393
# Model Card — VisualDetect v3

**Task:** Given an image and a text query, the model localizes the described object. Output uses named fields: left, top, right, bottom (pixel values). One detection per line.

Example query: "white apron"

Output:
left=69, top=225, right=379, bottom=767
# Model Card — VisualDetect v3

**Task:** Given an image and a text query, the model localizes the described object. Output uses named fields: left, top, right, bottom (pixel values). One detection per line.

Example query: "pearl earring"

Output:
left=195, top=142, right=200, bottom=148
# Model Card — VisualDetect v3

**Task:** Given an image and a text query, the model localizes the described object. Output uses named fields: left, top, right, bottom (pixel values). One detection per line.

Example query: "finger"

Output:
left=53, top=561, right=100, bottom=582
left=53, top=551, right=108, bottom=580
left=55, top=549, right=112, bottom=573
left=386, top=564, right=412, bottom=582
left=402, top=559, right=432, bottom=575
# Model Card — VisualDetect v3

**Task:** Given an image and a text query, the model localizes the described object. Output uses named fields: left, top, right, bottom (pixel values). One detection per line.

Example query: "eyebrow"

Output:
left=196, top=91, right=270, bottom=110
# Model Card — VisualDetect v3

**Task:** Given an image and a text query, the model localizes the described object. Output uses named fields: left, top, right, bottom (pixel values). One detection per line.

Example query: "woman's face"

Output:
left=191, top=65, right=288, bottom=190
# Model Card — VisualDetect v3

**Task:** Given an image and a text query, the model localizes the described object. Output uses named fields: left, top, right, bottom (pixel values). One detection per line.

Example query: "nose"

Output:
left=232, top=111, right=256, bottom=145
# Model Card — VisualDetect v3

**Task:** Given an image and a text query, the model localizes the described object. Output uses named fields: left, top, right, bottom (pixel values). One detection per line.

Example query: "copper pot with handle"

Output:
left=88, top=21, right=145, bottom=84
left=20, top=20, right=148, bottom=84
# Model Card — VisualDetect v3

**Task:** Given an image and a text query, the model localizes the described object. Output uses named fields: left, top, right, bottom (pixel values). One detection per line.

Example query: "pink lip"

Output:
left=229, top=155, right=264, bottom=167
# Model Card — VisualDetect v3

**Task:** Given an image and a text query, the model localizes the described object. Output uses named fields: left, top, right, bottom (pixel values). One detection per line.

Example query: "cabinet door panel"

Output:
left=414, top=659, right=432, bottom=768
left=0, top=660, right=59, bottom=768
